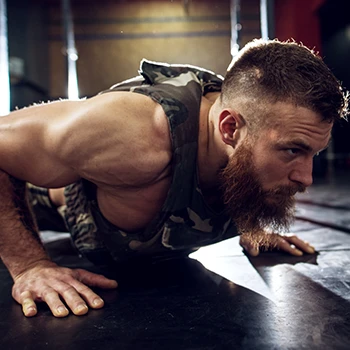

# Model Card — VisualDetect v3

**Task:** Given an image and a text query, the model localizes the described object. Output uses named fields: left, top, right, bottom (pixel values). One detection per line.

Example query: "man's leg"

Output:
left=27, top=184, right=67, bottom=232
left=49, top=188, right=66, bottom=207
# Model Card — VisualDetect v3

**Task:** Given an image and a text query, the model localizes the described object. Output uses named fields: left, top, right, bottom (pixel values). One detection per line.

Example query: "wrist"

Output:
left=2, top=249, right=53, bottom=280
left=11, top=257, right=56, bottom=281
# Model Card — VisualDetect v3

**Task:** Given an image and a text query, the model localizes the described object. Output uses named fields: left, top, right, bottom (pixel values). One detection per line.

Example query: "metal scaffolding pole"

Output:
left=62, top=0, right=79, bottom=100
left=0, top=0, right=10, bottom=115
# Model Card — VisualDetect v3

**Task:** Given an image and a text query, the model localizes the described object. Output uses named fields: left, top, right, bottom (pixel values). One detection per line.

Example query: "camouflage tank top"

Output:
left=64, top=60, right=238, bottom=265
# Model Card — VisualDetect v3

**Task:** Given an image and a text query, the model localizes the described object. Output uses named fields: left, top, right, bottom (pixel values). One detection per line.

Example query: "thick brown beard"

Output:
left=219, top=140, right=306, bottom=235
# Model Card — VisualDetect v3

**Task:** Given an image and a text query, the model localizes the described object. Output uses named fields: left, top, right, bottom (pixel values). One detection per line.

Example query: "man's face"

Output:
left=220, top=103, right=333, bottom=234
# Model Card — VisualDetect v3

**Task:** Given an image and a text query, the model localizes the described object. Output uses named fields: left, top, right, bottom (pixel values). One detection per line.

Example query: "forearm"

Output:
left=0, top=171, right=50, bottom=279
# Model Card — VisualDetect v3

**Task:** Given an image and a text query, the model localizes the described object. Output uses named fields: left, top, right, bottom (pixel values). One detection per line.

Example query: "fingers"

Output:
left=13, top=266, right=118, bottom=318
left=239, top=232, right=316, bottom=257
left=59, top=286, right=89, bottom=316
left=69, top=280, right=105, bottom=310
left=20, top=291, right=37, bottom=317
left=24, top=283, right=102, bottom=317
left=68, top=270, right=118, bottom=312
left=282, top=235, right=315, bottom=255
left=76, top=269, right=118, bottom=289
left=275, top=237, right=304, bottom=256
left=46, top=276, right=111, bottom=316
left=42, top=289, right=69, bottom=317
left=239, top=235, right=260, bottom=257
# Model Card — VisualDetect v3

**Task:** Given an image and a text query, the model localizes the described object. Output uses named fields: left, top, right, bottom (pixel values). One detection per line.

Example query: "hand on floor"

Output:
left=11, top=260, right=118, bottom=317
left=239, top=231, right=316, bottom=257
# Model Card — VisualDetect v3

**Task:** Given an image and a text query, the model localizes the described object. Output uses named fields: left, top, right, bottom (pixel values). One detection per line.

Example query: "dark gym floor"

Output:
left=1, top=172, right=350, bottom=350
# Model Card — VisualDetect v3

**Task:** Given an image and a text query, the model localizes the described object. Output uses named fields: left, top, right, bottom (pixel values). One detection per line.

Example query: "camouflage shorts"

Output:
left=27, top=182, right=115, bottom=265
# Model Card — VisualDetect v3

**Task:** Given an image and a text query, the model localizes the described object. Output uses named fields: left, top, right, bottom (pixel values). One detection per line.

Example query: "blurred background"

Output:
left=3, top=0, right=350, bottom=177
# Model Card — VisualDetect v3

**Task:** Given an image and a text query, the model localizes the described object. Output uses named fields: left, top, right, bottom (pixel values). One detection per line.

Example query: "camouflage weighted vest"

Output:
left=64, top=60, right=238, bottom=265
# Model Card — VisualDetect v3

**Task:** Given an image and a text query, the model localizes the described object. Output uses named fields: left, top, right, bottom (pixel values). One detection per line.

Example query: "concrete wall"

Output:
left=48, top=0, right=233, bottom=98
left=8, top=0, right=263, bottom=101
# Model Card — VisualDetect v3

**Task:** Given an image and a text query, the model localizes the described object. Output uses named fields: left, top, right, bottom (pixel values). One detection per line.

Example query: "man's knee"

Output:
left=27, top=184, right=67, bottom=232
left=48, top=188, right=66, bottom=207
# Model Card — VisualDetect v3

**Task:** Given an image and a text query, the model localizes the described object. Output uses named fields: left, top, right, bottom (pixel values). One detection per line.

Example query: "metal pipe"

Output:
left=230, top=0, right=241, bottom=58
left=260, top=0, right=269, bottom=40
left=61, top=0, right=79, bottom=100
left=0, top=0, right=10, bottom=115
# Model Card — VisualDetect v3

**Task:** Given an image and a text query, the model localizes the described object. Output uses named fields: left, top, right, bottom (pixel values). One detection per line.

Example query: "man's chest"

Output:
left=96, top=175, right=172, bottom=232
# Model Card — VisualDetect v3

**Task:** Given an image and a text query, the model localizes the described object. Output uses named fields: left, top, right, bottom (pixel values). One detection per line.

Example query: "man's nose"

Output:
left=289, top=159, right=314, bottom=188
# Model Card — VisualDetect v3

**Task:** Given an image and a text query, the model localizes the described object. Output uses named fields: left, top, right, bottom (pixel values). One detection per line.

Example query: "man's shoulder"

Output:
left=58, top=91, right=172, bottom=188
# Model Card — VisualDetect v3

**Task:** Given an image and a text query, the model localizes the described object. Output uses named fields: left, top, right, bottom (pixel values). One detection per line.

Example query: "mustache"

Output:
left=264, top=183, right=306, bottom=197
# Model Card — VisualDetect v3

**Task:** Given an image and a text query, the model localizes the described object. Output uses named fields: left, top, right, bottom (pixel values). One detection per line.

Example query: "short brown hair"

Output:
left=221, top=39, right=349, bottom=128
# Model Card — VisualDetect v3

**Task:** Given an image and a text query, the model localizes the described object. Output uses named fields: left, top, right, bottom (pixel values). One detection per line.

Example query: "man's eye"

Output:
left=286, top=148, right=300, bottom=155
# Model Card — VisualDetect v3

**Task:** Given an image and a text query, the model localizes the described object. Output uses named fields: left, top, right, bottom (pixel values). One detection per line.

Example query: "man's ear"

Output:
left=219, top=109, right=246, bottom=147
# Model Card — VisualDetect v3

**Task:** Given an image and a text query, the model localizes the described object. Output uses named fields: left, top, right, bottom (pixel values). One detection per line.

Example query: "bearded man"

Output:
left=0, top=39, right=348, bottom=318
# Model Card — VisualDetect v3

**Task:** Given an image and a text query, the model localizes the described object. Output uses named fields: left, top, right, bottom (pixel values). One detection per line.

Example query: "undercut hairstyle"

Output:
left=221, top=39, right=349, bottom=131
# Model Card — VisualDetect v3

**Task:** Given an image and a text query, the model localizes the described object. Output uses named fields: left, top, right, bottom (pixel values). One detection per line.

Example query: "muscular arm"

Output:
left=0, top=173, right=117, bottom=317
left=0, top=169, right=118, bottom=317
left=0, top=173, right=48, bottom=276
left=0, top=92, right=168, bottom=317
